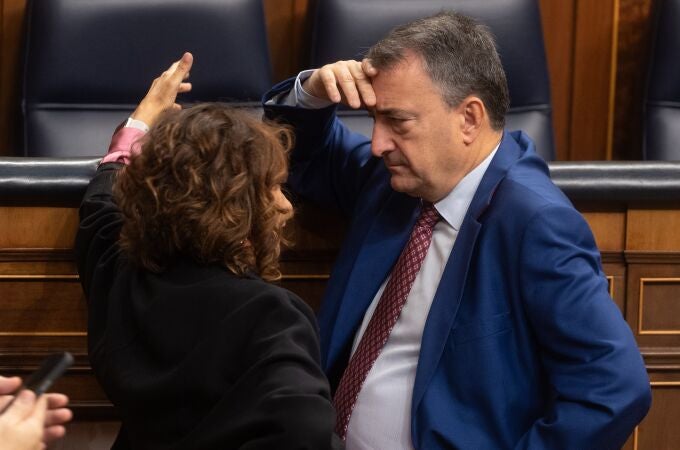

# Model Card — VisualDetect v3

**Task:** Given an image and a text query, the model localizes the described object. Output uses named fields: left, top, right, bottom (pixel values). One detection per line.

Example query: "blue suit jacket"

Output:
left=264, top=79, right=651, bottom=449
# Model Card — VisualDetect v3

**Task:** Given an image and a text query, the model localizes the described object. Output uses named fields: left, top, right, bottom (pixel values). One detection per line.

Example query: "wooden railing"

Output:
left=1, top=159, right=679, bottom=449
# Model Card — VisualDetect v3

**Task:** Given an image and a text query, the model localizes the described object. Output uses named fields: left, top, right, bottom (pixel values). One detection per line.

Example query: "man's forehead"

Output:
left=374, top=52, right=424, bottom=79
left=371, top=56, right=440, bottom=111
left=369, top=85, right=413, bottom=116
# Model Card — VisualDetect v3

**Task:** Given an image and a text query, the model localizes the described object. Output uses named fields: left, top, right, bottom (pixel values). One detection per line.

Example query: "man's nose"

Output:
left=371, top=122, right=394, bottom=158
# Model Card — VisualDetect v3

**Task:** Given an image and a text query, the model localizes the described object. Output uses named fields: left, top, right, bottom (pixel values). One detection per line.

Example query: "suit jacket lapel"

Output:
left=325, top=191, right=420, bottom=372
left=412, top=132, right=525, bottom=415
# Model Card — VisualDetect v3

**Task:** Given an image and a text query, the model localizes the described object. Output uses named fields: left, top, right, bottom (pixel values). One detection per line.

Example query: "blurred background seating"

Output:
left=644, top=0, right=680, bottom=160
left=21, top=0, right=271, bottom=157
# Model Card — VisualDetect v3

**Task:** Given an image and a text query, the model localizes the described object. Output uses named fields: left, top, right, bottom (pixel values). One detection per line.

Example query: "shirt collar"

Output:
left=433, top=141, right=500, bottom=231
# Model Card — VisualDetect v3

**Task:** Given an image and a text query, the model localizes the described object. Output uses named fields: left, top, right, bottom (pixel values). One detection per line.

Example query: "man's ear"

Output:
left=459, top=96, right=486, bottom=145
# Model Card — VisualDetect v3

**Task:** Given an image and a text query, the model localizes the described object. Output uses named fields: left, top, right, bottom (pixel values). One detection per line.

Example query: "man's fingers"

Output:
left=3, top=390, right=36, bottom=423
left=31, top=394, right=48, bottom=426
left=318, top=67, right=342, bottom=103
left=315, top=60, right=374, bottom=108
left=0, top=395, right=11, bottom=409
left=361, top=58, right=378, bottom=77
left=45, top=407, right=72, bottom=427
left=349, top=61, right=376, bottom=107
left=334, top=63, right=362, bottom=108
left=45, top=393, right=68, bottom=410
left=0, top=375, right=21, bottom=394
left=44, top=425, right=67, bottom=443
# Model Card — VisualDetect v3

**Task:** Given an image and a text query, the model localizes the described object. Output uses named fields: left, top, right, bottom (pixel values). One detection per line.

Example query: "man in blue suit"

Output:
left=263, top=11, right=650, bottom=449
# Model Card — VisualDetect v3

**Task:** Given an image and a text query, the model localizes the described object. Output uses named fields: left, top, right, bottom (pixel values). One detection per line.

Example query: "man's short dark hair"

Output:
left=367, top=11, right=510, bottom=130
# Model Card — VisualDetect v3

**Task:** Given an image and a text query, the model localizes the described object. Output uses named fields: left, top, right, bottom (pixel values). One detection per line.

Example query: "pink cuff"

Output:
left=101, top=127, right=146, bottom=165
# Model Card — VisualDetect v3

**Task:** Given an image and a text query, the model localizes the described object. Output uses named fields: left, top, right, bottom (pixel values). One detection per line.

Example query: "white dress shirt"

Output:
left=279, top=72, right=498, bottom=449
left=345, top=151, right=495, bottom=449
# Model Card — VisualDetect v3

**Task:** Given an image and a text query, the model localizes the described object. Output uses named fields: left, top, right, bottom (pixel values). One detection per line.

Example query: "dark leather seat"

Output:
left=22, top=0, right=271, bottom=157
left=309, top=0, right=555, bottom=160
left=4, top=157, right=680, bottom=207
left=548, top=161, right=680, bottom=204
left=0, top=157, right=99, bottom=205
left=644, top=0, right=680, bottom=160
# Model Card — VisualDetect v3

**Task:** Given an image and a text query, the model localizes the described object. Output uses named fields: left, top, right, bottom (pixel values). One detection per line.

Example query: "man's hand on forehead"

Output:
left=303, top=59, right=378, bottom=109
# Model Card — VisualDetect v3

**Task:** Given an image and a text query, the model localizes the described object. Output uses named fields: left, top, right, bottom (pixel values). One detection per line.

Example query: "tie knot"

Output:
left=417, top=202, right=440, bottom=229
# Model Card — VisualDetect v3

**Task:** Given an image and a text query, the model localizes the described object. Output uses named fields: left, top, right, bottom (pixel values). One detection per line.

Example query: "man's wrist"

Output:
left=295, top=70, right=334, bottom=109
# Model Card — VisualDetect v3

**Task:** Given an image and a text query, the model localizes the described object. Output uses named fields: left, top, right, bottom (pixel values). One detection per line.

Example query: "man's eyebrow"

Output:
left=369, top=107, right=416, bottom=118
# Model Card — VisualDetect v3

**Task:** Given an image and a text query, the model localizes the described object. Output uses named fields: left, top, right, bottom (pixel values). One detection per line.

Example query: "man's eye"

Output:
left=390, top=118, right=413, bottom=135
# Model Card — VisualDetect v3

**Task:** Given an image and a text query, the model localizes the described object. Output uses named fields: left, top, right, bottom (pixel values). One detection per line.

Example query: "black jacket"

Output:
left=76, top=163, right=341, bottom=449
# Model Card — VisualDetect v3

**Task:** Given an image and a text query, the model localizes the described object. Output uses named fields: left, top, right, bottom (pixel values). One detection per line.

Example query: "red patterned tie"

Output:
left=333, top=202, right=441, bottom=439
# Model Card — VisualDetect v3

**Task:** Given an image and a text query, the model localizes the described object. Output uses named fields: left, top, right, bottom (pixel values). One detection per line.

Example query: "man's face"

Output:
left=369, top=52, right=470, bottom=202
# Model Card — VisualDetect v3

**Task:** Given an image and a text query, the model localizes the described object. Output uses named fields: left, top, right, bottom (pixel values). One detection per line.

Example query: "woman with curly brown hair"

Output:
left=75, top=53, right=341, bottom=450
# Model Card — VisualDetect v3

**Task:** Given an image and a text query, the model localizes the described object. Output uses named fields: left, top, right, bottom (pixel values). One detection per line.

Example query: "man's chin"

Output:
left=389, top=176, right=419, bottom=198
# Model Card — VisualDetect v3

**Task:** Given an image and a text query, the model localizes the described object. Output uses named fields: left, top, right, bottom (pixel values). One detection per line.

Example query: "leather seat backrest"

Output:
left=644, top=0, right=680, bottom=160
left=22, top=0, right=271, bottom=157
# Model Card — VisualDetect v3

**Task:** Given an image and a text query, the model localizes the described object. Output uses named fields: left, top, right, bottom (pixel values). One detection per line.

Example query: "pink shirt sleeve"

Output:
left=100, top=126, right=146, bottom=165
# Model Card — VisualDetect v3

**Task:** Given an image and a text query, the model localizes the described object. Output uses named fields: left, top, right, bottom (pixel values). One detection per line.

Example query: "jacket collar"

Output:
left=435, top=142, right=499, bottom=231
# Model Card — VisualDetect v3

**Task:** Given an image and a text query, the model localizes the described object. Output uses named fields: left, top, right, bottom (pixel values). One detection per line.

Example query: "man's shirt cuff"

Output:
left=269, top=69, right=335, bottom=109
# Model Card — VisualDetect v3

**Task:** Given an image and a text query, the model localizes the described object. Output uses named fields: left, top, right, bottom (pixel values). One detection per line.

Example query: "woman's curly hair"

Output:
left=113, top=103, right=293, bottom=281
